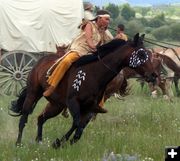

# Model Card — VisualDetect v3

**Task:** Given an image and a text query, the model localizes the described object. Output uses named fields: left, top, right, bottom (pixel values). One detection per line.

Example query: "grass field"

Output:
left=0, top=81, right=180, bottom=161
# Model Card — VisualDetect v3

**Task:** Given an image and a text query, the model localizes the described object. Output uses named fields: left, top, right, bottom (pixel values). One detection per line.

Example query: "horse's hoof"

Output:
left=52, top=138, right=60, bottom=149
left=151, top=90, right=157, bottom=98
left=16, top=142, right=23, bottom=147
left=70, top=138, right=76, bottom=145
left=163, top=95, right=169, bottom=100
left=35, top=137, right=42, bottom=143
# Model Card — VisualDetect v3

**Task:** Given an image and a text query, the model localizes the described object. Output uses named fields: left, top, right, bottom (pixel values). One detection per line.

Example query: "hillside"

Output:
left=91, top=0, right=180, bottom=7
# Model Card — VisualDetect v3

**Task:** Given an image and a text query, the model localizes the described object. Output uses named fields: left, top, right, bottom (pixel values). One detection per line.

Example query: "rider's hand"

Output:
left=89, top=43, right=97, bottom=52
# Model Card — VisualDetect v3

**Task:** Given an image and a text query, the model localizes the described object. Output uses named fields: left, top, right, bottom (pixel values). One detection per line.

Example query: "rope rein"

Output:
left=108, top=26, right=180, bottom=48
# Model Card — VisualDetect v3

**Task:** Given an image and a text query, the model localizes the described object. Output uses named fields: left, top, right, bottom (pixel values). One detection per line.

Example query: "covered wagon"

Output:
left=0, top=0, right=84, bottom=95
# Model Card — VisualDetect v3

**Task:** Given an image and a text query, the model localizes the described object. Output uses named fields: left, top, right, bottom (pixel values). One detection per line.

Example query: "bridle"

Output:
left=97, top=54, right=118, bottom=75
left=129, top=48, right=149, bottom=68
left=97, top=47, right=149, bottom=75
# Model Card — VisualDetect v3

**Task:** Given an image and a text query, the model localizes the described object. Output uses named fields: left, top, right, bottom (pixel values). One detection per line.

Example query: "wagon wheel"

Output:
left=0, top=51, right=37, bottom=96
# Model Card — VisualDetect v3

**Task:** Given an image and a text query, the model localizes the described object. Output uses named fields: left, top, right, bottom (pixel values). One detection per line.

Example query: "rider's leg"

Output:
left=43, top=52, right=79, bottom=97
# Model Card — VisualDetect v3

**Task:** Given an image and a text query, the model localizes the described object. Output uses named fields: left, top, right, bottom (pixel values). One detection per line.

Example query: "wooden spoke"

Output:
left=0, top=51, right=37, bottom=96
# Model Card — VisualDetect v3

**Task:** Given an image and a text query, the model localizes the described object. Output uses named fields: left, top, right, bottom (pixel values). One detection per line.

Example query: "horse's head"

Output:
left=127, top=33, right=157, bottom=84
left=56, top=44, right=68, bottom=57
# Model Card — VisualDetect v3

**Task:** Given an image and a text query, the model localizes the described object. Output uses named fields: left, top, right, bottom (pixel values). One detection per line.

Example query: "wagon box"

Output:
left=0, top=0, right=83, bottom=95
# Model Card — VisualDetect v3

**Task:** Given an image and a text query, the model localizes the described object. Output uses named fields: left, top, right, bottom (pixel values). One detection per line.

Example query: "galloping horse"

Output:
left=10, top=33, right=157, bottom=148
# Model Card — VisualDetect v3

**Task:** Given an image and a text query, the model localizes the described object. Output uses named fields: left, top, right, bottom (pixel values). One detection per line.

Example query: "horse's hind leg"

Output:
left=16, top=94, right=41, bottom=145
left=36, top=102, right=64, bottom=142
left=16, top=114, right=28, bottom=145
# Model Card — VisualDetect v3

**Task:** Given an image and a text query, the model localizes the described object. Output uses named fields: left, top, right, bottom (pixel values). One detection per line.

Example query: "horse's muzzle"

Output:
left=145, top=72, right=157, bottom=85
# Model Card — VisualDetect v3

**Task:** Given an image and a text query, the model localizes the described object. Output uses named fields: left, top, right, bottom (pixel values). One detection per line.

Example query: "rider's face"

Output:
left=98, top=16, right=110, bottom=28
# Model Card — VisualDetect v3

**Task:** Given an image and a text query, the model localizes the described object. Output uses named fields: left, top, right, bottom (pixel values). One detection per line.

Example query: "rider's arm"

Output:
left=84, top=23, right=96, bottom=51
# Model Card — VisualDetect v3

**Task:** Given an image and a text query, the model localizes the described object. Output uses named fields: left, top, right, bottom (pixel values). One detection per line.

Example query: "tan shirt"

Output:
left=84, top=10, right=94, bottom=21
left=69, top=21, right=112, bottom=56
left=115, top=32, right=128, bottom=41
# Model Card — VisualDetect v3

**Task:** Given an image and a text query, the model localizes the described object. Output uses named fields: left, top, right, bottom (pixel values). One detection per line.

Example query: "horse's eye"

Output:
left=138, top=50, right=145, bottom=58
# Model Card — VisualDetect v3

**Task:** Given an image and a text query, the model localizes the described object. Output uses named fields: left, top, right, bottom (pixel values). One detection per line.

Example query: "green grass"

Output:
left=0, top=82, right=180, bottom=161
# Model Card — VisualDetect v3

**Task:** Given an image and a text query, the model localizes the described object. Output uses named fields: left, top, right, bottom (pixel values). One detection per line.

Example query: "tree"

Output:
left=151, top=25, right=170, bottom=40
left=170, top=22, right=180, bottom=41
left=94, top=5, right=100, bottom=14
left=156, top=13, right=165, bottom=21
left=148, top=13, right=166, bottom=28
left=121, top=4, right=135, bottom=21
left=126, top=20, right=144, bottom=38
left=141, top=7, right=151, bottom=17
left=105, top=3, right=120, bottom=19
left=148, top=18, right=165, bottom=28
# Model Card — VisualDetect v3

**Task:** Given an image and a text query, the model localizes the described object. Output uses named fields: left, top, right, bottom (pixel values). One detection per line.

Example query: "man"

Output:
left=115, top=24, right=128, bottom=41
left=83, top=2, right=94, bottom=20
left=43, top=10, right=113, bottom=104
left=83, top=2, right=113, bottom=39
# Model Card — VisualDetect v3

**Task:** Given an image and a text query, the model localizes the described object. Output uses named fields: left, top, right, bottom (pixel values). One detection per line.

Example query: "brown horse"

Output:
left=153, top=52, right=180, bottom=98
left=55, top=44, right=68, bottom=57
left=10, top=33, right=157, bottom=148
left=104, top=70, right=129, bottom=101
left=151, top=47, right=180, bottom=97
left=108, top=51, right=180, bottom=99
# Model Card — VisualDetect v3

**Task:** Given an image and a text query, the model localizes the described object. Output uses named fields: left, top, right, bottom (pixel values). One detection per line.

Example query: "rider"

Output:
left=43, top=10, right=113, bottom=111
left=82, top=2, right=113, bottom=39
left=115, top=24, right=128, bottom=41
left=83, top=1, right=94, bottom=21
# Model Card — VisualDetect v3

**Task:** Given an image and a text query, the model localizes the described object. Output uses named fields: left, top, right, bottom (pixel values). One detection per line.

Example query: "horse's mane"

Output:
left=74, top=39, right=127, bottom=67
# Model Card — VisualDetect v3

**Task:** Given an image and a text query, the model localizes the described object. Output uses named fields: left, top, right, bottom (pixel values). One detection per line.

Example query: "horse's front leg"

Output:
left=70, top=113, right=94, bottom=145
left=52, top=121, right=77, bottom=148
left=52, top=97, right=81, bottom=148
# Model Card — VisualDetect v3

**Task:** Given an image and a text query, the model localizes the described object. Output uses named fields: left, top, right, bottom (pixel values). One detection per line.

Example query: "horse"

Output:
left=151, top=47, right=180, bottom=96
left=55, top=44, right=68, bottom=57
left=103, top=50, right=158, bottom=100
left=10, top=33, right=157, bottom=148
left=112, top=50, right=180, bottom=100
left=104, top=70, right=129, bottom=101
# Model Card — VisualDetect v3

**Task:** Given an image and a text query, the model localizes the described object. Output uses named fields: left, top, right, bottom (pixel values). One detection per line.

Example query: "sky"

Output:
left=88, top=0, right=180, bottom=7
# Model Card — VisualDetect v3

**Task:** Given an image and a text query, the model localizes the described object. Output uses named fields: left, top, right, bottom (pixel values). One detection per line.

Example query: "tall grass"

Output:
left=0, top=81, right=180, bottom=161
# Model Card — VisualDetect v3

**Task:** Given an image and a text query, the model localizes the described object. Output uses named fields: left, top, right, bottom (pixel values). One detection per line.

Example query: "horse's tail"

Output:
left=119, top=77, right=130, bottom=97
left=9, top=87, right=27, bottom=117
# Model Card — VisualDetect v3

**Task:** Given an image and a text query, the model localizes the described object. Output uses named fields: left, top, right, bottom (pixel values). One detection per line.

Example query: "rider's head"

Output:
left=117, top=24, right=125, bottom=31
left=94, top=10, right=111, bottom=29
left=83, top=2, right=93, bottom=12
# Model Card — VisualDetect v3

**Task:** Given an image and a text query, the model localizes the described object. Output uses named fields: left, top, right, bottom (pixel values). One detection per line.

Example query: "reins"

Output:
left=144, top=39, right=169, bottom=49
left=109, top=26, right=180, bottom=62
left=108, top=26, right=180, bottom=48
left=145, top=37, right=180, bottom=48
left=97, top=54, right=118, bottom=75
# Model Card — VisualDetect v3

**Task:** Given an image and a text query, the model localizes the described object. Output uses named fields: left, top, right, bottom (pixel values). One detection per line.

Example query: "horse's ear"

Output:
left=133, top=33, right=140, bottom=46
left=140, top=34, right=145, bottom=41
